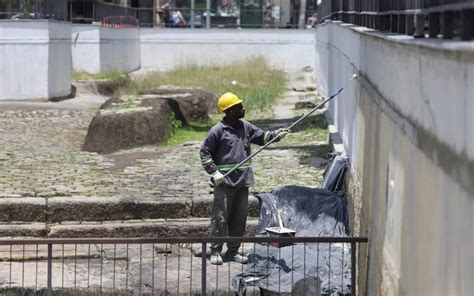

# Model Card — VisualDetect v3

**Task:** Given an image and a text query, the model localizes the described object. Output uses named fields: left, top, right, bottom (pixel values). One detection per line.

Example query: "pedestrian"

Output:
left=199, top=92, right=288, bottom=265
left=309, top=13, right=318, bottom=28
left=170, top=8, right=186, bottom=27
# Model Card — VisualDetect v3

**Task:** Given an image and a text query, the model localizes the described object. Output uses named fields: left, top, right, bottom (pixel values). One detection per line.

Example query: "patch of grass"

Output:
left=164, top=126, right=208, bottom=146
left=164, top=116, right=220, bottom=146
left=72, top=71, right=126, bottom=81
left=296, top=144, right=333, bottom=161
left=77, top=58, right=286, bottom=147
left=130, top=57, right=286, bottom=119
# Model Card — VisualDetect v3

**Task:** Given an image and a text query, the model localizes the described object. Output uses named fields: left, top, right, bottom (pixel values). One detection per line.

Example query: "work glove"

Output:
left=276, top=128, right=290, bottom=140
left=210, top=171, right=225, bottom=187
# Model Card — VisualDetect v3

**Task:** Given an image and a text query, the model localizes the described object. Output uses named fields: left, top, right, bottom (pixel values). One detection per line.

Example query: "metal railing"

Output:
left=319, top=0, right=474, bottom=40
left=0, top=236, right=368, bottom=295
left=153, top=7, right=318, bottom=29
left=0, top=0, right=319, bottom=29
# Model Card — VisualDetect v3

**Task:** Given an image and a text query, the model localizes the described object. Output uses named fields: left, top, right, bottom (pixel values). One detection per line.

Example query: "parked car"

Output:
left=11, top=13, right=36, bottom=20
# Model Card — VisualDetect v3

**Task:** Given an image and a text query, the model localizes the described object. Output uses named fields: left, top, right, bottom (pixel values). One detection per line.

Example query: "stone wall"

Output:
left=314, top=21, right=474, bottom=295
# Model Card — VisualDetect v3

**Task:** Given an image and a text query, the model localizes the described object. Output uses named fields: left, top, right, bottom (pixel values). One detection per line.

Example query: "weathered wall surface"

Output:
left=315, top=22, right=474, bottom=295
left=0, top=20, right=72, bottom=101
left=140, top=29, right=315, bottom=71
left=72, top=25, right=140, bottom=73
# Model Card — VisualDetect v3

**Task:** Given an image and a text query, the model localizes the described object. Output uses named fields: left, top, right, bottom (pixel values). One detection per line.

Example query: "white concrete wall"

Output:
left=140, top=29, right=315, bottom=71
left=72, top=25, right=140, bottom=73
left=0, top=20, right=72, bottom=100
left=315, top=21, right=474, bottom=295
left=71, top=26, right=101, bottom=73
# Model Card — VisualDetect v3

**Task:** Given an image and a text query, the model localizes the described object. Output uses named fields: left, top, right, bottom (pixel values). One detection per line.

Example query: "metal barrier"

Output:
left=318, top=0, right=474, bottom=40
left=94, top=1, right=138, bottom=25
left=1, top=0, right=319, bottom=29
left=0, top=236, right=367, bottom=295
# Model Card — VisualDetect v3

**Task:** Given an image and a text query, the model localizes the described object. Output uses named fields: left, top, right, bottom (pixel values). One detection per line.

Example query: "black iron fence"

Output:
left=318, top=0, right=474, bottom=40
left=0, top=236, right=367, bottom=295
left=1, top=1, right=320, bottom=29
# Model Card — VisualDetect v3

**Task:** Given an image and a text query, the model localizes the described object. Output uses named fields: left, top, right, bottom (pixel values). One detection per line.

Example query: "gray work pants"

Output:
left=210, top=185, right=249, bottom=254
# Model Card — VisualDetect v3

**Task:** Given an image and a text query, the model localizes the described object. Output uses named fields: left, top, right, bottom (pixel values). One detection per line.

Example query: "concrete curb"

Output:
left=0, top=218, right=259, bottom=238
left=0, top=222, right=48, bottom=237
left=0, top=198, right=46, bottom=222
left=0, top=195, right=262, bottom=223
left=191, top=194, right=261, bottom=217
left=47, top=196, right=190, bottom=222
left=47, top=218, right=259, bottom=238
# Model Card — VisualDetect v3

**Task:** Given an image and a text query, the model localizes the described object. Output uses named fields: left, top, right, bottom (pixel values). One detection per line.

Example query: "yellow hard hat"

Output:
left=218, top=92, right=242, bottom=113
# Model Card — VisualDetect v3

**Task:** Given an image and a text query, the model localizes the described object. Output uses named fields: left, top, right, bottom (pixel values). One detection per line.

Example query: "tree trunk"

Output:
left=298, top=0, right=307, bottom=29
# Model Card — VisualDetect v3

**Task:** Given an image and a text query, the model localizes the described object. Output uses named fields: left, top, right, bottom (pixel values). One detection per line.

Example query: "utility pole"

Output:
left=6, top=0, right=13, bottom=18
left=298, top=0, right=307, bottom=29
left=35, top=0, right=40, bottom=15
left=191, top=0, right=195, bottom=28
left=414, top=0, right=424, bottom=38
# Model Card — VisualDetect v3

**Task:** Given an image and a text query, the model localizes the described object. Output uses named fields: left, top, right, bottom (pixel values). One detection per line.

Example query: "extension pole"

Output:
left=221, top=74, right=358, bottom=179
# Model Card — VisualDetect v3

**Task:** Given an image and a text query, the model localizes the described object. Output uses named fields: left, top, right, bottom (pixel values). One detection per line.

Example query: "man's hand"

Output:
left=210, top=171, right=225, bottom=186
left=276, top=128, right=290, bottom=140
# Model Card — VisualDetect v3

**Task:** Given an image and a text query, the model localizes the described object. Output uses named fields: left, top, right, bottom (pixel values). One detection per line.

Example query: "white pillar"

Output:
left=206, top=0, right=211, bottom=28
left=298, top=0, right=307, bottom=29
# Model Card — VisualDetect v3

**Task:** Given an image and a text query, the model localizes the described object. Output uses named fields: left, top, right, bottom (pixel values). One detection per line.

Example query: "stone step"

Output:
left=0, top=195, right=261, bottom=223
left=0, top=218, right=260, bottom=238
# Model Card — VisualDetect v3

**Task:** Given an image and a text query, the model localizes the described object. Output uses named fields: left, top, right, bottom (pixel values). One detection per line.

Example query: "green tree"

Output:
left=22, top=0, right=35, bottom=13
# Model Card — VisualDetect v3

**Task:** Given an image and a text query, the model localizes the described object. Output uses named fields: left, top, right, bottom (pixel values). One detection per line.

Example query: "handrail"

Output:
left=0, top=236, right=369, bottom=245
left=319, top=0, right=474, bottom=41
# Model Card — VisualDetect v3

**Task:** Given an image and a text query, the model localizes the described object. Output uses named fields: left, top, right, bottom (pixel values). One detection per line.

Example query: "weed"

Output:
left=168, top=113, right=183, bottom=137
left=72, top=71, right=126, bottom=81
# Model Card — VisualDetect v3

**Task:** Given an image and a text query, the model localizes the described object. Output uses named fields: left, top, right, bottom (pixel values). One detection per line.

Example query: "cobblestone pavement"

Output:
left=0, top=70, right=325, bottom=216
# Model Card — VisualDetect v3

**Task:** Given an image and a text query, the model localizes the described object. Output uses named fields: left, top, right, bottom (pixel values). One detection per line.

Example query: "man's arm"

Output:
left=200, top=129, right=219, bottom=174
left=247, top=122, right=287, bottom=146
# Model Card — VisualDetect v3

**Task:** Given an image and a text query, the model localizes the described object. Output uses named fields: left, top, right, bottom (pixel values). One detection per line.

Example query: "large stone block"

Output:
left=82, top=97, right=172, bottom=153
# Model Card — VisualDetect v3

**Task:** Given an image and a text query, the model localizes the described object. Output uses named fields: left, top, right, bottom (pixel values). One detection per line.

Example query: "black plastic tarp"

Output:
left=321, top=152, right=349, bottom=192
left=232, top=186, right=351, bottom=295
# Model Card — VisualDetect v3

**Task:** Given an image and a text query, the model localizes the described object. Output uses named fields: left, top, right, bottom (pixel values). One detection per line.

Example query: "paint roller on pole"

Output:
left=210, top=74, right=358, bottom=186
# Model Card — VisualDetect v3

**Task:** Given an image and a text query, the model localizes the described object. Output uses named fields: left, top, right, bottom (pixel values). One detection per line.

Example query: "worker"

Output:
left=200, top=92, right=288, bottom=265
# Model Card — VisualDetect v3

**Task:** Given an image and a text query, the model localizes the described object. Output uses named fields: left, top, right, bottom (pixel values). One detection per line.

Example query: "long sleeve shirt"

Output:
left=200, top=118, right=279, bottom=188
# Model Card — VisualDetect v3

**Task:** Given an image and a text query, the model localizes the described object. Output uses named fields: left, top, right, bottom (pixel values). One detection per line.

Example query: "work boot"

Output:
left=210, top=252, right=223, bottom=265
left=226, top=252, right=248, bottom=264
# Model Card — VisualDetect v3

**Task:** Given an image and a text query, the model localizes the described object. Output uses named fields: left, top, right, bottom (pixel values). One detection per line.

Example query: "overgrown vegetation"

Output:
left=72, top=71, right=126, bottom=82
left=75, top=58, right=286, bottom=146
left=75, top=58, right=285, bottom=118
left=134, top=57, right=286, bottom=117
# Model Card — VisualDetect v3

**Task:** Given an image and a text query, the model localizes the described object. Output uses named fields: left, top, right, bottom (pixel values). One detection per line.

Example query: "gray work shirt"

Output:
left=200, top=118, right=278, bottom=188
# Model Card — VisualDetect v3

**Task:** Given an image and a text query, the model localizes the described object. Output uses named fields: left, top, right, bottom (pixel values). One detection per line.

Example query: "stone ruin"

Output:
left=82, top=86, right=218, bottom=154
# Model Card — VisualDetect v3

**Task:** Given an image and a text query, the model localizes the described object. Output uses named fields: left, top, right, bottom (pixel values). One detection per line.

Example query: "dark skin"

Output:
left=223, top=103, right=245, bottom=128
